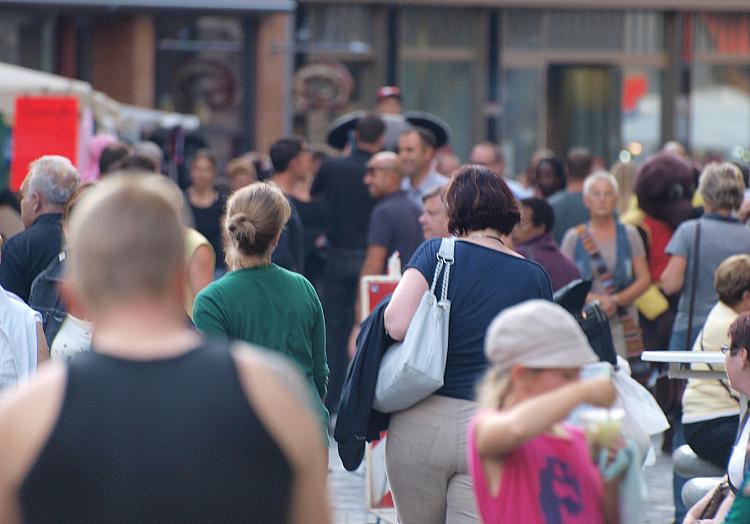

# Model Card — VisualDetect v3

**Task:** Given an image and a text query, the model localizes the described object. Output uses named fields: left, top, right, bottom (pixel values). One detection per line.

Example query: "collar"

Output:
left=702, top=212, right=740, bottom=223
left=350, top=148, right=372, bottom=161
left=32, top=213, right=63, bottom=226
left=379, top=190, right=407, bottom=202
left=519, top=231, right=555, bottom=249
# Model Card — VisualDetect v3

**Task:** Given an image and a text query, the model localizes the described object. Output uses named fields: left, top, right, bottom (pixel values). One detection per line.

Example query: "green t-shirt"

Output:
left=726, top=475, right=750, bottom=524
left=193, top=264, right=329, bottom=428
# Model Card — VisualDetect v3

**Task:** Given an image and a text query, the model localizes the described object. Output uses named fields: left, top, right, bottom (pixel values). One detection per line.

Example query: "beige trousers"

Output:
left=385, top=395, right=480, bottom=524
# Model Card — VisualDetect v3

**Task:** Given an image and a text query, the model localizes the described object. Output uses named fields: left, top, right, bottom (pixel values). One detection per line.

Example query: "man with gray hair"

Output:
left=0, top=155, right=79, bottom=301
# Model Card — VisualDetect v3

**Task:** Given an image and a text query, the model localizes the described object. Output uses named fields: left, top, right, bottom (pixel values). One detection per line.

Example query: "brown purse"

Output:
left=699, top=480, right=730, bottom=520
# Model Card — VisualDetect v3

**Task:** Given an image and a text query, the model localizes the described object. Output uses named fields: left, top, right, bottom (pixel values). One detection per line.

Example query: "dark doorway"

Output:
left=547, top=65, right=621, bottom=165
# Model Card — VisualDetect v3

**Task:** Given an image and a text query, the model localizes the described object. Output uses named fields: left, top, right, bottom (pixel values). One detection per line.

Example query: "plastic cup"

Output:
left=579, top=407, right=625, bottom=448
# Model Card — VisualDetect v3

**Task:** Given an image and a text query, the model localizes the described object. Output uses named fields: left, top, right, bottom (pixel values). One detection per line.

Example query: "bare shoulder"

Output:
left=0, top=362, right=67, bottom=489
left=230, top=343, right=324, bottom=466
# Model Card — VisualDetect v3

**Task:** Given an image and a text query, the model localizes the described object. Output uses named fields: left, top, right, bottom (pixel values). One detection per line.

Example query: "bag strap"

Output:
left=576, top=224, right=643, bottom=356
left=698, top=329, right=740, bottom=404
left=429, top=238, right=455, bottom=302
left=686, top=221, right=701, bottom=349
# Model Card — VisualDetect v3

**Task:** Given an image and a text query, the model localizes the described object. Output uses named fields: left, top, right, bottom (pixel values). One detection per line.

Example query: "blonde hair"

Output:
left=610, top=161, right=637, bottom=215
left=699, top=162, right=745, bottom=211
left=226, top=155, right=257, bottom=181
left=224, top=182, right=291, bottom=267
left=476, top=366, right=512, bottom=409
left=66, top=175, right=185, bottom=311
left=715, top=254, right=750, bottom=307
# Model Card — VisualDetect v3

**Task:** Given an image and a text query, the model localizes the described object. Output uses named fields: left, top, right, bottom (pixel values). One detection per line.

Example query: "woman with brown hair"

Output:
left=383, top=165, right=553, bottom=523
left=192, top=182, right=329, bottom=436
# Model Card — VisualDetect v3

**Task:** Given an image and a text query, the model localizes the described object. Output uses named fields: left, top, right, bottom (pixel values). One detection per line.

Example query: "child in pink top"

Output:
left=468, top=300, right=621, bottom=523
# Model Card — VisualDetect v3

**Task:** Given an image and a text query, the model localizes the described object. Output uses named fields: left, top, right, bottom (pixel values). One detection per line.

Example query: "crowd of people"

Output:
left=1, top=83, right=750, bottom=524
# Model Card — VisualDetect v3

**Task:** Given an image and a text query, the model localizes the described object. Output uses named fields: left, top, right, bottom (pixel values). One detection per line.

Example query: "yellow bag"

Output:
left=634, top=284, right=669, bottom=320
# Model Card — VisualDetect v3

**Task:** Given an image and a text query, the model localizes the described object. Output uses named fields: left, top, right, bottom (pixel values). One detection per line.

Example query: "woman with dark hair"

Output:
left=186, top=149, right=228, bottom=275
left=383, top=165, right=553, bottom=523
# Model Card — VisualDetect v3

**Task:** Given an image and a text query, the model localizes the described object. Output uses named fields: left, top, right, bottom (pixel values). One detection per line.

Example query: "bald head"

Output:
left=470, top=142, right=505, bottom=176
left=364, top=152, right=404, bottom=199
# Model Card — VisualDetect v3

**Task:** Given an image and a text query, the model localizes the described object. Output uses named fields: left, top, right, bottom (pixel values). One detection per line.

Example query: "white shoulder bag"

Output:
left=373, top=238, right=454, bottom=413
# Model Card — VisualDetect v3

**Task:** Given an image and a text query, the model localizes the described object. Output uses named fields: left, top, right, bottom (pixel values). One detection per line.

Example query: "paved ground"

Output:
left=328, top=435, right=677, bottom=523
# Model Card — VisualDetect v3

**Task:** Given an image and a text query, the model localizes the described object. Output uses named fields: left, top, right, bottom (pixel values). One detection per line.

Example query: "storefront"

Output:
left=0, top=0, right=295, bottom=166
left=296, top=1, right=750, bottom=175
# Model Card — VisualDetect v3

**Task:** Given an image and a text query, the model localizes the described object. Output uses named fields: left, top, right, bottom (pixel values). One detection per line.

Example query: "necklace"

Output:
left=468, top=233, right=505, bottom=245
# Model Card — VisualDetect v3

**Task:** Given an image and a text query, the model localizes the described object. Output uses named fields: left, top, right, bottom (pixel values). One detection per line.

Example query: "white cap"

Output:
left=485, top=299, right=598, bottom=373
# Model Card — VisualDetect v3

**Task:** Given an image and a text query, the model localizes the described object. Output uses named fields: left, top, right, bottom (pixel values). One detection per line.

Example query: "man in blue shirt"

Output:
left=398, top=127, right=448, bottom=209
left=0, top=156, right=79, bottom=302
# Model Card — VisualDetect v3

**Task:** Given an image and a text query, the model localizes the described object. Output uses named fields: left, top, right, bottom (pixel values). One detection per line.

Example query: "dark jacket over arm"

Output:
left=334, top=296, right=393, bottom=471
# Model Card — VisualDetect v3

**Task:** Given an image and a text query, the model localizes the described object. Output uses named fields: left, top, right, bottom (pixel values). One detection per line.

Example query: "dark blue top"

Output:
left=272, top=197, right=305, bottom=274
left=311, top=148, right=375, bottom=250
left=407, top=239, right=553, bottom=400
left=368, top=190, right=423, bottom=270
left=0, top=213, right=63, bottom=302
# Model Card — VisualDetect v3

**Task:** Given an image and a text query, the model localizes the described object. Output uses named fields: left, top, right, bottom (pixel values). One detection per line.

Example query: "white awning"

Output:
left=0, top=61, right=199, bottom=136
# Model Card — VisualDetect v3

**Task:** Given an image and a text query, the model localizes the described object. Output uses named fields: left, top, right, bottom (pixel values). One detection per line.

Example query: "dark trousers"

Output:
left=321, top=248, right=365, bottom=413
left=684, top=415, right=740, bottom=470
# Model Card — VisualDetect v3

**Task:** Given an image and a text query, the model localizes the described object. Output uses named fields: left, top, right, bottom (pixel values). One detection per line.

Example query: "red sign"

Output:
left=11, top=96, right=79, bottom=191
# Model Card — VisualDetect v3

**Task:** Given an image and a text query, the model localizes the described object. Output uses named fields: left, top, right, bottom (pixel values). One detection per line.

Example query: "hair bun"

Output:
left=227, top=213, right=256, bottom=245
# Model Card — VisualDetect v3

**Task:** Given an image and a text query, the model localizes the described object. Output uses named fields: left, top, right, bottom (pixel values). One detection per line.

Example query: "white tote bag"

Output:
left=373, top=238, right=454, bottom=413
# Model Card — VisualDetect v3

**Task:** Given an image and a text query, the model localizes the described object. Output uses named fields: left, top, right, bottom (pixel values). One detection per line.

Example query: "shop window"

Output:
left=0, top=14, right=55, bottom=72
left=690, top=64, right=750, bottom=160
left=501, top=69, right=540, bottom=177
left=690, top=14, right=750, bottom=160
left=621, top=69, right=662, bottom=161
left=400, top=7, right=483, bottom=160
left=294, top=5, right=380, bottom=146
left=156, top=16, right=245, bottom=163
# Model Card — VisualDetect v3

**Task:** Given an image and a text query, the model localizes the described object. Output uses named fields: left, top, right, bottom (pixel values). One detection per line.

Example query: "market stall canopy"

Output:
left=0, top=61, right=119, bottom=125
left=116, top=104, right=201, bottom=142
left=0, top=62, right=199, bottom=137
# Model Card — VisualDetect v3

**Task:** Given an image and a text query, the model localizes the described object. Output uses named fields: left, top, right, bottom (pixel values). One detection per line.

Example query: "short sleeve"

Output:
left=666, top=221, right=693, bottom=258
left=192, top=286, right=229, bottom=340
left=0, top=237, right=27, bottom=301
left=367, top=206, right=391, bottom=248
left=559, top=228, right=579, bottom=260
left=624, top=224, right=646, bottom=259
left=405, top=238, right=440, bottom=284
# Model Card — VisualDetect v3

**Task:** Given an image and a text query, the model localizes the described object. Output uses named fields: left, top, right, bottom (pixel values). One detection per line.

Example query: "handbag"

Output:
left=553, top=279, right=617, bottom=366
left=577, top=302, right=618, bottom=366
left=699, top=480, right=730, bottom=520
left=576, top=224, right=644, bottom=357
left=373, top=238, right=454, bottom=413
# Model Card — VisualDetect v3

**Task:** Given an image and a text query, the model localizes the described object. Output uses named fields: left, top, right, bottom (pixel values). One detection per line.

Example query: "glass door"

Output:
left=547, top=65, right=621, bottom=164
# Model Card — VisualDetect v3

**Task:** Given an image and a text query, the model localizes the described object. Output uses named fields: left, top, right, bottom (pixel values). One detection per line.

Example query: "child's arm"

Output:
left=475, top=375, right=616, bottom=459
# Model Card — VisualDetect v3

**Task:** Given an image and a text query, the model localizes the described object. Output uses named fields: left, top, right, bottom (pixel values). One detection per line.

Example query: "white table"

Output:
left=641, top=350, right=726, bottom=380
left=642, top=350, right=748, bottom=435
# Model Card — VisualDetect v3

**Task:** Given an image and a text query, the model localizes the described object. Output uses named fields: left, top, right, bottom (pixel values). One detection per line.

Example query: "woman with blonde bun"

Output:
left=193, top=182, right=329, bottom=435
